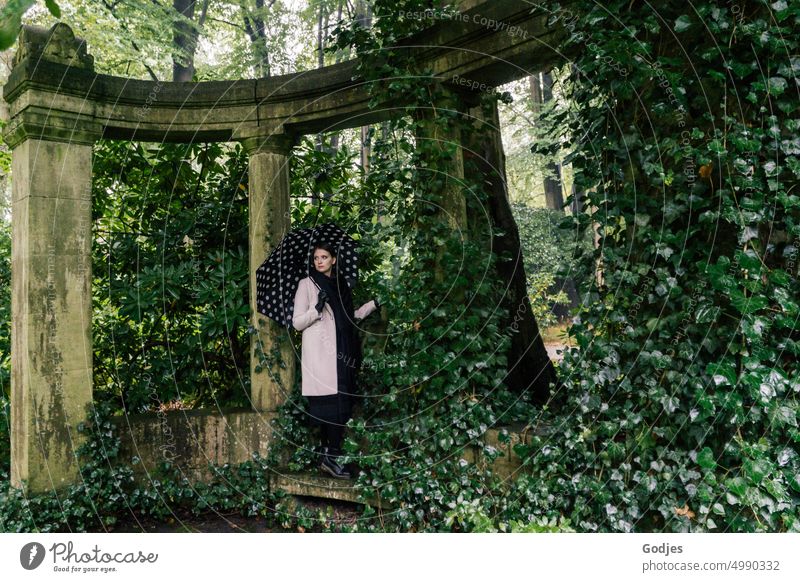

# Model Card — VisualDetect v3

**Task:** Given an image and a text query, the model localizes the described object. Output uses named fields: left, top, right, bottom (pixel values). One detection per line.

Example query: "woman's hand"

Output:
left=315, top=289, right=329, bottom=313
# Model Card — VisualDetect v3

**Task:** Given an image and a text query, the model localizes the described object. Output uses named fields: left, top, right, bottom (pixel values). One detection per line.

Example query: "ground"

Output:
left=109, top=496, right=362, bottom=533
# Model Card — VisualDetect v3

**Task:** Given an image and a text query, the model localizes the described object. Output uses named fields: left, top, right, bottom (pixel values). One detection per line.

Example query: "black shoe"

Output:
left=320, top=449, right=351, bottom=479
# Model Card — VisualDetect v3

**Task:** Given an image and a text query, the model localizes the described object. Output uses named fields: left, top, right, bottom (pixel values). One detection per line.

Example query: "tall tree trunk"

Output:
left=172, top=0, right=208, bottom=82
left=360, top=125, right=371, bottom=174
left=541, top=71, right=564, bottom=211
left=465, top=100, right=560, bottom=402
left=355, top=0, right=373, bottom=174
left=315, top=4, right=325, bottom=151
left=173, top=0, right=196, bottom=82
left=355, top=0, right=372, bottom=27
left=242, top=0, right=274, bottom=77
left=529, top=73, right=542, bottom=114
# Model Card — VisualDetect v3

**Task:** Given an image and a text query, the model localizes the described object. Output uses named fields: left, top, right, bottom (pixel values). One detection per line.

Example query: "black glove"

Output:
left=373, top=296, right=382, bottom=309
left=315, top=290, right=329, bottom=313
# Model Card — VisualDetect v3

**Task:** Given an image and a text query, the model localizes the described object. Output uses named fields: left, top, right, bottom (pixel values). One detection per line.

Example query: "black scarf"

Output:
left=309, top=269, right=362, bottom=394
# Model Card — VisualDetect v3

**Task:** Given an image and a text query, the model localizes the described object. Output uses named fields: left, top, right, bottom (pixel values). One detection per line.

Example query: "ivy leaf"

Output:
left=726, top=476, right=748, bottom=497
left=743, top=459, right=771, bottom=485
left=767, top=77, right=788, bottom=95
left=697, top=447, right=717, bottom=470
left=730, top=290, right=768, bottom=314
left=674, top=15, right=692, bottom=33
left=45, top=0, right=61, bottom=17
left=771, top=405, right=797, bottom=427
left=759, top=383, right=776, bottom=402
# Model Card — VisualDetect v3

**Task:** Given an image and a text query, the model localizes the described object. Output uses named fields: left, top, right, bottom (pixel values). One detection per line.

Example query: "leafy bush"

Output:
left=91, top=140, right=252, bottom=411
left=514, top=204, right=587, bottom=327
left=0, top=402, right=285, bottom=532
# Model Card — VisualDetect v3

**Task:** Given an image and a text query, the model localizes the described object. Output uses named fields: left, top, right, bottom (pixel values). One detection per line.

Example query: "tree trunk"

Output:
left=242, top=0, right=273, bottom=77
left=529, top=73, right=542, bottom=114
left=355, top=1, right=373, bottom=173
left=315, top=4, right=325, bottom=151
left=541, top=71, right=564, bottom=211
left=172, top=0, right=197, bottom=82
left=465, top=100, right=559, bottom=402
left=361, top=125, right=371, bottom=174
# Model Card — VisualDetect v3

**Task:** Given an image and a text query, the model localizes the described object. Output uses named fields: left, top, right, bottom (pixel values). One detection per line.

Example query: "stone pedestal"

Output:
left=242, top=134, right=296, bottom=412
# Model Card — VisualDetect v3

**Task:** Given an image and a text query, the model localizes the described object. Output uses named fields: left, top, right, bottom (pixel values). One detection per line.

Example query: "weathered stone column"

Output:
left=241, top=134, right=296, bottom=412
left=3, top=24, right=99, bottom=493
left=413, top=87, right=469, bottom=288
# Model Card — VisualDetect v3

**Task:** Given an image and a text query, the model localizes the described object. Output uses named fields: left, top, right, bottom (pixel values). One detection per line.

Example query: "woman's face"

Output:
left=313, top=248, right=336, bottom=276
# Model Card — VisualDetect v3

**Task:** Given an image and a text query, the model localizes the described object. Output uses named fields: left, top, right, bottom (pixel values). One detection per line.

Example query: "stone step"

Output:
left=269, top=470, right=392, bottom=509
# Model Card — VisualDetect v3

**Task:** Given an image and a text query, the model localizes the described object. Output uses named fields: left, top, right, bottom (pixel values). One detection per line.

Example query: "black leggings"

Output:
left=320, top=421, right=345, bottom=453
left=308, top=393, right=352, bottom=454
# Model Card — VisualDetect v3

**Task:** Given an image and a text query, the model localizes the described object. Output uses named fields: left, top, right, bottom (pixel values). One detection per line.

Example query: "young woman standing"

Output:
left=291, top=243, right=380, bottom=478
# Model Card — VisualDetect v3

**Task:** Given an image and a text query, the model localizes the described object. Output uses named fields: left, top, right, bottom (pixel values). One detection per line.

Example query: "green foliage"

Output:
left=0, top=0, right=60, bottom=51
left=0, top=120, right=10, bottom=177
left=514, top=204, right=588, bottom=326
left=92, top=140, right=252, bottom=412
left=527, top=271, right=569, bottom=329
left=445, top=498, right=576, bottom=532
left=513, top=205, right=582, bottom=277
left=518, top=0, right=800, bottom=532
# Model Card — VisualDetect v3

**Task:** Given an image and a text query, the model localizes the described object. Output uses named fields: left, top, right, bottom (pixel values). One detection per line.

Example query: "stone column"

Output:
left=413, top=87, right=468, bottom=288
left=3, top=23, right=99, bottom=493
left=7, top=136, right=96, bottom=493
left=241, top=134, right=296, bottom=412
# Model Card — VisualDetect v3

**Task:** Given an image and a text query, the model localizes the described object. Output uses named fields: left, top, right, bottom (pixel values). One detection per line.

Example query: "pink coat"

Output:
left=292, top=276, right=377, bottom=396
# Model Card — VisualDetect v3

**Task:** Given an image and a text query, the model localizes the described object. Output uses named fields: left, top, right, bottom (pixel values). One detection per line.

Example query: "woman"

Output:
left=292, top=242, right=380, bottom=479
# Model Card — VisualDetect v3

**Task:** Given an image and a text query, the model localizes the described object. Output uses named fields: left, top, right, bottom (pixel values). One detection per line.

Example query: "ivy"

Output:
left=524, top=0, right=800, bottom=532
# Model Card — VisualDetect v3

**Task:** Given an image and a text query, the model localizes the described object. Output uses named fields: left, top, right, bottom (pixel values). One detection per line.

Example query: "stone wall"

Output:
left=112, top=410, right=543, bottom=497
left=114, top=409, right=277, bottom=483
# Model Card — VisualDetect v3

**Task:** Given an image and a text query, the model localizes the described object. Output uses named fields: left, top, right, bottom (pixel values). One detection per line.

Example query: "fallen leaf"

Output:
left=674, top=504, right=695, bottom=519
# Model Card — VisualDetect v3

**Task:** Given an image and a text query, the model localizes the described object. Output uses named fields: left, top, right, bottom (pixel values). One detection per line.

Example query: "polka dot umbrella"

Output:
left=255, top=222, right=359, bottom=327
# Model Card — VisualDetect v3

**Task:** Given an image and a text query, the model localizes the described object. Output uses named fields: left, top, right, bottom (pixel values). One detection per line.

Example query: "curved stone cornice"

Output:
left=2, top=0, right=571, bottom=146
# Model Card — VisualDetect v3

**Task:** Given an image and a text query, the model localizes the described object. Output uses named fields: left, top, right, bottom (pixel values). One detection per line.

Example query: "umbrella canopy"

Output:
left=255, top=223, right=359, bottom=326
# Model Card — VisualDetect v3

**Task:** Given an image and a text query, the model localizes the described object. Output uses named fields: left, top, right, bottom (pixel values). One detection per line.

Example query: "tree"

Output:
left=172, top=0, right=210, bottom=81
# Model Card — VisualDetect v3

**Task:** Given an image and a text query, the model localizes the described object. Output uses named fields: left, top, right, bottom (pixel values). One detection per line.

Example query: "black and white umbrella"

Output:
left=255, top=223, right=359, bottom=326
